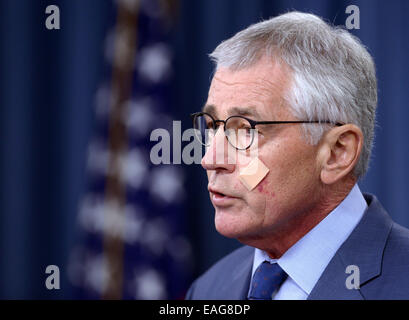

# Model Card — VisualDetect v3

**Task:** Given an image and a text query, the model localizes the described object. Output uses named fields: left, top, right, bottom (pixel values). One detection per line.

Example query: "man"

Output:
left=186, top=11, right=409, bottom=300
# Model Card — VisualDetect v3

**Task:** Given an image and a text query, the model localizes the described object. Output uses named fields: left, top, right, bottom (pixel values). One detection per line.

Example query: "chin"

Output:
left=215, top=223, right=240, bottom=239
left=214, top=212, right=240, bottom=238
left=214, top=210, right=256, bottom=239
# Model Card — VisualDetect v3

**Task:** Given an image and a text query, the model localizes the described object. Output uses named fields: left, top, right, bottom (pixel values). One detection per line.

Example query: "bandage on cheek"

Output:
left=239, top=157, right=270, bottom=191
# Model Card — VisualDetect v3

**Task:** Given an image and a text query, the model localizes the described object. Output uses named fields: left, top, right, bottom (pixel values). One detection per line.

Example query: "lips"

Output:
left=208, top=187, right=238, bottom=206
left=208, top=187, right=231, bottom=197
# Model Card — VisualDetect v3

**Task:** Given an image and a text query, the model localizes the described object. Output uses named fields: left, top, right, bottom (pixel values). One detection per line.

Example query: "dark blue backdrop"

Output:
left=0, top=0, right=408, bottom=299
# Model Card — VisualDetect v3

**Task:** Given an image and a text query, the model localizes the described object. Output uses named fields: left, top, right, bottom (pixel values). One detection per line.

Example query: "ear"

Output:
left=318, top=124, right=363, bottom=185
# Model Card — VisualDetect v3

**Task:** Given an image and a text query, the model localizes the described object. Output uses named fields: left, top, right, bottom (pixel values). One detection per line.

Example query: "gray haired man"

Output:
left=186, top=11, right=409, bottom=300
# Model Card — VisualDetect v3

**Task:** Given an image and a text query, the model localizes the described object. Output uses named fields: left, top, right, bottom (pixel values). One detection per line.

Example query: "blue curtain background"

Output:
left=0, top=0, right=408, bottom=298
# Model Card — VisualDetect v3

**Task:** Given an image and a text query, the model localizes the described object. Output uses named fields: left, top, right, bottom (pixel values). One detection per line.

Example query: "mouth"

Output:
left=208, top=187, right=238, bottom=206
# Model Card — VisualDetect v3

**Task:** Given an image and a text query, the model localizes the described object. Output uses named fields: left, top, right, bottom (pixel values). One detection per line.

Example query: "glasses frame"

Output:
left=191, top=111, right=343, bottom=150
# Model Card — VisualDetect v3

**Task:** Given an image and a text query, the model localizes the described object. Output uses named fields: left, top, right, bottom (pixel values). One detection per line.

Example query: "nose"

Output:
left=201, top=125, right=236, bottom=172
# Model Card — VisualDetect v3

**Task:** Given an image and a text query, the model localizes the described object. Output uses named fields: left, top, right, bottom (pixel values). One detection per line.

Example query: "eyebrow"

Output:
left=202, top=104, right=262, bottom=119
left=202, top=104, right=216, bottom=115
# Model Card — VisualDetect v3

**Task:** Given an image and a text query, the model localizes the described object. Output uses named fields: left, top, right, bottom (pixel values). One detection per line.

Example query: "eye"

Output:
left=237, top=123, right=252, bottom=135
left=199, top=113, right=215, bottom=129
left=205, top=120, right=213, bottom=129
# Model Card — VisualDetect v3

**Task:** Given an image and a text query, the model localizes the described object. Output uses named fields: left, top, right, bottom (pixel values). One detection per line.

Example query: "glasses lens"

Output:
left=193, top=113, right=215, bottom=146
left=225, top=116, right=255, bottom=150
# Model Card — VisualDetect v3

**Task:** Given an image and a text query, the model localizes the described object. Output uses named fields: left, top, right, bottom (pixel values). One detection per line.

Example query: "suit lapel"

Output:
left=308, top=194, right=393, bottom=300
left=307, top=253, right=364, bottom=299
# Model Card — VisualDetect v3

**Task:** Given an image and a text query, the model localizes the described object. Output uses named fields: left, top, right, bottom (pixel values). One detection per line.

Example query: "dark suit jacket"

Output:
left=186, top=194, right=409, bottom=299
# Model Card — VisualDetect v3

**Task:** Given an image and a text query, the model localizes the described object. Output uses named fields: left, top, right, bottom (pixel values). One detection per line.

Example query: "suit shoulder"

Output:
left=385, top=222, right=409, bottom=253
left=186, top=245, right=253, bottom=299
left=200, top=245, right=254, bottom=278
left=365, top=222, right=409, bottom=299
left=390, top=222, right=409, bottom=239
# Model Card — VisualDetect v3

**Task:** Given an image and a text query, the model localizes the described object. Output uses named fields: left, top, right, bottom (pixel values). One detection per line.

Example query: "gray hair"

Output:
left=209, top=11, right=377, bottom=178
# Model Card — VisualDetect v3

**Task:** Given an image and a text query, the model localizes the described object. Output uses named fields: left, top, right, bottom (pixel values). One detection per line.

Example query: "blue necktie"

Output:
left=248, top=261, right=287, bottom=300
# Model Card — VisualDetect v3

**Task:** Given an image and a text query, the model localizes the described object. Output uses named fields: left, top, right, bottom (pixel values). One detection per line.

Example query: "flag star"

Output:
left=122, top=98, right=155, bottom=138
left=149, top=166, right=184, bottom=204
left=119, top=148, right=148, bottom=189
left=84, top=254, right=110, bottom=294
left=78, top=194, right=105, bottom=234
left=80, top=197, right=122, bottom=238
left=104, top=199, right=134, bottom=240
left=133, top=268, right=166, bottom=299
left=137, top=43, right=172, bottom=83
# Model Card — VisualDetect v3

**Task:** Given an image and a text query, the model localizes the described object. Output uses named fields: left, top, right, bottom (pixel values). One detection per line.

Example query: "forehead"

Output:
left=205, top=56, right=292, bottom=119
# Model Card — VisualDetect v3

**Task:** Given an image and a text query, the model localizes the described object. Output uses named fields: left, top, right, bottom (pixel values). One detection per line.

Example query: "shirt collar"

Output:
left=251, top=184, right=368, bottom=295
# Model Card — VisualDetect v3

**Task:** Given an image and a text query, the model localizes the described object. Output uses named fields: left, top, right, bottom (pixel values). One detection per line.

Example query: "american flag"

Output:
left=68, top=0, right=192, bottom=299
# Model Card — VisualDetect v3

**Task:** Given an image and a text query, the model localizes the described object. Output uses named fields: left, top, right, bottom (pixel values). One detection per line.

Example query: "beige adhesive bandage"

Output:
left=239, top=157, right=270, bottom=191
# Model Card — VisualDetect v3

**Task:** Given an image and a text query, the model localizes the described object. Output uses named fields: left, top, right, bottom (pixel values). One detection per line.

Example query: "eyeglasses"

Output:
left=191, top=112, right=342, bottom=150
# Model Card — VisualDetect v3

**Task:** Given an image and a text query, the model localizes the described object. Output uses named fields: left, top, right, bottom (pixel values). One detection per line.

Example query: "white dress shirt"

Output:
left=249, top=184, right=368, bottom=300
